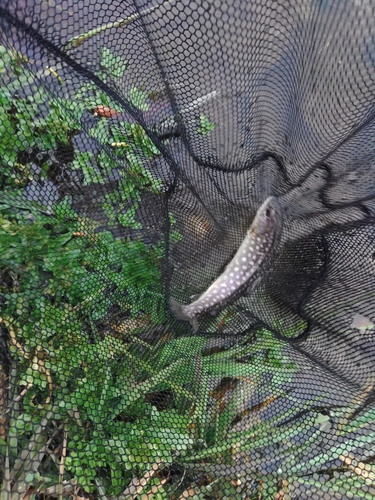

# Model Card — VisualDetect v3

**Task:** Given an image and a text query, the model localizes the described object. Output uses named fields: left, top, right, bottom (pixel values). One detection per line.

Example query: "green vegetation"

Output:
left=0, top=42, right=296, bottom=497
left=1, top=43, right=370, bottom=500
left=197, top=114, right=215, bottom=136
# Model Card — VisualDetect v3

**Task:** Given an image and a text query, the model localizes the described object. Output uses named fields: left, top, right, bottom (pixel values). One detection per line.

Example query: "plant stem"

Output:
left=65, top=0, right=176, bottom=49
left=58, top=422, right=68, bottom=500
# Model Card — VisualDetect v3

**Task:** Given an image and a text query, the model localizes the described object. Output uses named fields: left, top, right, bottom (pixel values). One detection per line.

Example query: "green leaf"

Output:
left=154, top=337, right=206, bottom=370
left=198, top=114, right=215, bottom=135
left=54, top=196, right=79, bottom=220
left=129, top=87, right=149, bottom=111
left=88, top=118, right=112, bottom=144
left=170, top=230, right=183, bottom=243
left=71, top=151, right=105, bottom=185
left=100, top=47, right=127, bottom=78
left=118, top=206, right=142, bottom=229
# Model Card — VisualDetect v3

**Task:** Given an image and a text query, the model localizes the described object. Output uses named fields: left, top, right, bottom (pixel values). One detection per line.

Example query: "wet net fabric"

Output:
left=1, top=0, right=375, bottom=498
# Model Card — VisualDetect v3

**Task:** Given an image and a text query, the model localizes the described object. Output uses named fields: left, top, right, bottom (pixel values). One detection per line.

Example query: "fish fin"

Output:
left=191, top=317, right=199, bottom=332
left=245, top=275, right=263, bottom=295
left=170, top=298, right=188, bottom=320
left=170, top=298, right=199, bottom=331
left=190, top=292, right=203, bottom=301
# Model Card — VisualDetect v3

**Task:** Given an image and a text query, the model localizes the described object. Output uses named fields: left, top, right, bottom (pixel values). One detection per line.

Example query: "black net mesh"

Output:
left=1, top=0, right=375, bottom=498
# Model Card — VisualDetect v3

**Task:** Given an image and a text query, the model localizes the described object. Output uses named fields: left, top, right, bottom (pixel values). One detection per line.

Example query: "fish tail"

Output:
left=170, top=298, right=199, bottom=332
left=170, top=298, right=187, bottom=320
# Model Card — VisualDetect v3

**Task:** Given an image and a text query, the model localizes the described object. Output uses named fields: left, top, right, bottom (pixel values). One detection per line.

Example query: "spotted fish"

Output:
left=170, top=196, right=283, bottom=331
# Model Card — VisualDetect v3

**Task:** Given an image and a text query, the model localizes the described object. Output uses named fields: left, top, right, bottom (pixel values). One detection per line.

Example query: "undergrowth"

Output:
left=1, top=43, right=369, bottom=500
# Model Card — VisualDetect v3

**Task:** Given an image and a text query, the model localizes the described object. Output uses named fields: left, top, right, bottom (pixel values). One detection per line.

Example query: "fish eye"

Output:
left=266, top=208, right=271, bottom=217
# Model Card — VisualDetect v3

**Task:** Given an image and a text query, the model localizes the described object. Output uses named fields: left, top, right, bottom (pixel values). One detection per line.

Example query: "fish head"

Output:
left=252, top=196, right=283, bottom=237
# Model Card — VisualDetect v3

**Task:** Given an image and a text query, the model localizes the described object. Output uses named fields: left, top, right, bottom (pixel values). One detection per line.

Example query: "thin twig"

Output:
left=58, top=422, right=68, bottom=500
left=71, top=286, right=108, bottom=312
left=43, top=480, right=78, bottom=496
left=0, top=442, right=11, bottom=500
left=118, top=461, right=163, bottom=499
left=139, top=477, right=168, bottom=499
left=11, top=383, right=32, bottom=405
left=339, top=452, right=375, bottom=485
left=0, top=355, right=7, bottom=441
left=0, top=317, right=30, bottom=359
left=95, top=477, right=110, bottom=500
left=65, top=0, right=176, bottom=50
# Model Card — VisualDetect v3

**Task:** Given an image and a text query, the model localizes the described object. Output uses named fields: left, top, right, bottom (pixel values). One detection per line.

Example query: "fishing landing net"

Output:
left=1, top=0, right=375, bottom=498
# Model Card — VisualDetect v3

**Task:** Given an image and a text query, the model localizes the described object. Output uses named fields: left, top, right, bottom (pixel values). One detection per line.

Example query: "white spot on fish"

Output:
left=242, top=257, right=247, bottom=262
left=234, top=267, right=239, bottom=272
